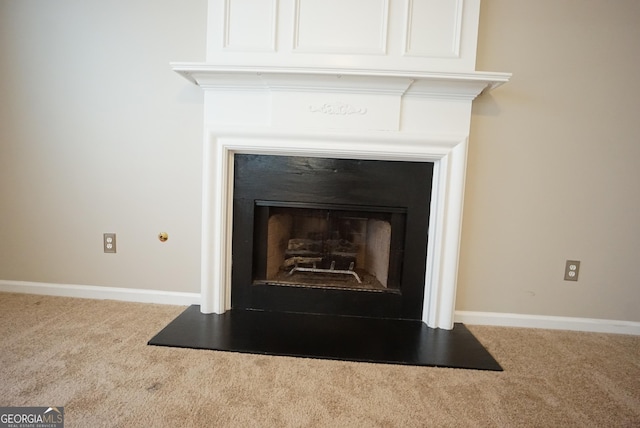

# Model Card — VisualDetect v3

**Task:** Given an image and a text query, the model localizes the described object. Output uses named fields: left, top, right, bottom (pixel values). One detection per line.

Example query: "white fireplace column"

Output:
left=173, top=0, right=510, bottom=329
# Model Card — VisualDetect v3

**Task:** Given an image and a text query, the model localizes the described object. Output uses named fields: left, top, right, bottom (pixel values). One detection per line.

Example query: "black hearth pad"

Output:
left=148, top=306, right=502, bottom=371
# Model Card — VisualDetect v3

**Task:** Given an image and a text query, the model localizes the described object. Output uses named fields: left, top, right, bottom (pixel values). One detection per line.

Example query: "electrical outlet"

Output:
left=103, top=233, right=116, bottom=253
left=564, top=260, right=580, bottom=281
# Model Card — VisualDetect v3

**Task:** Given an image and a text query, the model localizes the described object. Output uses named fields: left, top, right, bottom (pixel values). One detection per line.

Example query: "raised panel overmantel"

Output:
left=209, top=0, right=484, bottom=72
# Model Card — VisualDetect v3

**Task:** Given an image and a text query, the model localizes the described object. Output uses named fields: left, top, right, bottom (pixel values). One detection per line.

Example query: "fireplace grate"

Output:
left=288, top=260, right=363, bottom=283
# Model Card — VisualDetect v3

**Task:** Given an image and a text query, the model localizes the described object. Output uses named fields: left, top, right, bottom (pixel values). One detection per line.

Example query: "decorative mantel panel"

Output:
left=207, top=0, right=483, bottom=72
left=175, top=0, right=510, bottom=329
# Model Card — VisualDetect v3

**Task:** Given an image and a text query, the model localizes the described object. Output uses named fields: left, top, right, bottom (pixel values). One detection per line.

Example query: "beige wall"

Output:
left=0, top=0, right=207, bottom=292
left=1, top=0, right=638, bottom=322
left=459, top=0, right=640, bottom=321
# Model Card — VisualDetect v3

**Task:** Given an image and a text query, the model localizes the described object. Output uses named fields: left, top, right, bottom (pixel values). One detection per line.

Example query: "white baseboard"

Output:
left=0, top=280, right=200, bottom=307
left=455, top=310, right=640, bottom=336
left=2, top=281, right=638, bottom=335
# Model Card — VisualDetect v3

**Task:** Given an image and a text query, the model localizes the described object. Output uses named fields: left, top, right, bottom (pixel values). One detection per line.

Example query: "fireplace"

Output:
left=232, top=154, right=433, bottom=319
left=259, top=204, right=400, bottom=292
left=171, top=0, right=510, bottom=329
left=256, top=203, right=402, bottom=292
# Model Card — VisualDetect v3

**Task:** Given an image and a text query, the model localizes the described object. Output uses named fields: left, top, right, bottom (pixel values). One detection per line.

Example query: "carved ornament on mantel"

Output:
left=309, top=102, right=368, bottom=116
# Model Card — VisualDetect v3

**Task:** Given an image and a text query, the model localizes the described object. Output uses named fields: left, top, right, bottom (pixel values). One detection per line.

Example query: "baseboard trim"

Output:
left=455, top=310, right=640, bottom=336
left=2, top=281, right=638, bottom=335
left=0, top=280, right=200, bottom=307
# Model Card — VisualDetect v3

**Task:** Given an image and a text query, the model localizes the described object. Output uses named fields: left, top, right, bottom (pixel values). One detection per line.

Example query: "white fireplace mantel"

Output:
left=172, top=63, right=509, bottom=100
left=179, top=0, right=510, bottom=330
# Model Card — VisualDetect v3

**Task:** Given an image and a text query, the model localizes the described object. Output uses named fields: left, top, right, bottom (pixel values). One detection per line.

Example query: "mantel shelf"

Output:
left=171, top=62, right=511, bottom=100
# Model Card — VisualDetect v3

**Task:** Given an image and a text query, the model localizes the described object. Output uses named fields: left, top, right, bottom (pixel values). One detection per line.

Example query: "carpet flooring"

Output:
left=1, top=292, right=639, bottom=427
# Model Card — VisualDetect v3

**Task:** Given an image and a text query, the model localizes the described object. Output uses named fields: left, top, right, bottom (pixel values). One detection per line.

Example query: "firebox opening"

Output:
left=253, top=201, right=406, bottom=293
left=232, top=154, right=433, bottom=320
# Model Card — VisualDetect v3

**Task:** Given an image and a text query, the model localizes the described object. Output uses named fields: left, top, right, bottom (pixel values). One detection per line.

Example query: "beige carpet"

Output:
left=0, top=292, right=638, bottom=427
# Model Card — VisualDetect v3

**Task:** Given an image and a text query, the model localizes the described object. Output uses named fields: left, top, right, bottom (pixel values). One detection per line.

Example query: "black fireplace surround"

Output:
left=151, top=154, right=502, bottom=370
left=232, top=154, right=434, bottom=320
